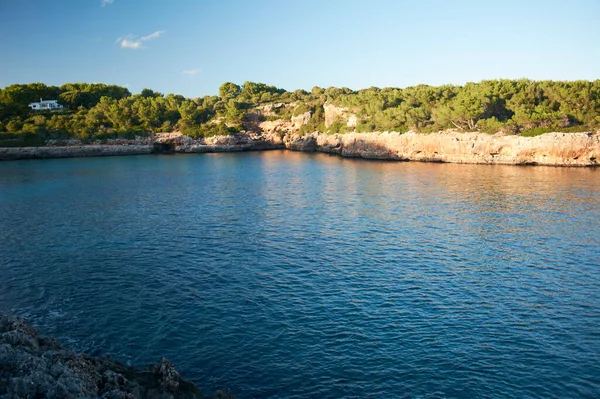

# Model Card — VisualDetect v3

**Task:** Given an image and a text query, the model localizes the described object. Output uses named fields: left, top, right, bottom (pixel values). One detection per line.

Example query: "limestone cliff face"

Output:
left=257, top=102, right=290, bottom=117
left=151, top=127, right=600, bottom=166
left=323, top=104, right=357, bottom=128
left=1, top=126, right=598, bottom=166
left=276, top=131, right=600, bottom=166
left=174, top=132, right=282, bottom=153
left=257, top=110, right=311, bottom=138
left=291, top=111, right=312, bottom=127
left=0, top=145, right=153, bottom=160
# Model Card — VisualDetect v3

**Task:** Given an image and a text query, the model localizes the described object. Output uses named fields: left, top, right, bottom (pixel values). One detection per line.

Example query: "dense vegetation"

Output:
left=0, top=80, right=598, bottom=146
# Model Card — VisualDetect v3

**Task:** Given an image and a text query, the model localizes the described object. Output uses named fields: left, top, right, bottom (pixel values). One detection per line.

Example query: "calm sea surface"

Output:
left=0, top=151, right=599, bottom=398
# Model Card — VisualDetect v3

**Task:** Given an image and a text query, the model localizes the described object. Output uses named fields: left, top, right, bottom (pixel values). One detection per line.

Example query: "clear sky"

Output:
left=1, top=0, right=599, bottom=97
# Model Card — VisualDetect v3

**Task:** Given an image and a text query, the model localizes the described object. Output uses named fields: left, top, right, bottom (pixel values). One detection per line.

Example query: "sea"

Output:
left=0, top=151, right=599, bottom=398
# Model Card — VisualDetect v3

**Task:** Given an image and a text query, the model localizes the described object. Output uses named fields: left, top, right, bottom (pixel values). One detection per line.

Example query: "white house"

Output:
left=28, top=99, right=65, bottom=111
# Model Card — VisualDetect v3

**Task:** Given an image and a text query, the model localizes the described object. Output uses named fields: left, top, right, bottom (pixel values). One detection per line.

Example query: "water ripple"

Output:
left=0, top=153, right=599, bottom=398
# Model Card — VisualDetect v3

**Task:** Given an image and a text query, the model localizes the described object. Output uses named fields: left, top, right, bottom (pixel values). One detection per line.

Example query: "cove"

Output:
left=0, top=151, right=599, bottom=398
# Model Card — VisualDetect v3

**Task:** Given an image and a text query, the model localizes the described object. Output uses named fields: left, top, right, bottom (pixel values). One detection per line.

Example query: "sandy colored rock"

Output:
left=2, top=128, right=598, bottom=166
left=175, top=133, right=283, bottom=153
left=280, top=130, right=600, bottom=166
left=0, top=145, right=153, bottom=160
left=323, top=104, right=357, bottom=128
left=291, top=111, right=312, bottom=128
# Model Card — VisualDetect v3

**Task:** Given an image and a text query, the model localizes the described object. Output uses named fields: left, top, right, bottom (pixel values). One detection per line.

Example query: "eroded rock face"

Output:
left=278, top=131, right=600, bottom=166
left=1, top=127, right=598, bottom=166
left=0, top=314, right=236, bottom=399
left=174, top=133, right=284, bottom=153
left=0, top=145, right=154, bottom=160
left=323, top=104, right=357, bottom=128
left=282, top=133, right=317, bottom=152
left=291, top=111, right=311, bottom=128
left=257, top=102, right=290, bottom=117
left=258, top=120, right=296, bottom=136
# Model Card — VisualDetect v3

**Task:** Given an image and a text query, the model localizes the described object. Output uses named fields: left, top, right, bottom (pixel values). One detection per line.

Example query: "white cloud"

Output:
left=141, top=31, right=163, bottom=41
left=101, top=0, right=114, bottom=6
left=117, top=31, right=164, bottom=50
left=182, top=69, right=201, bottom=77
left=119, top=39, right=142, bottom=49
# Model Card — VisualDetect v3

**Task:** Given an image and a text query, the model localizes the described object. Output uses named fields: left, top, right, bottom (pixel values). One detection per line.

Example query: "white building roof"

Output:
left=29, top=99, right=60, bottom=105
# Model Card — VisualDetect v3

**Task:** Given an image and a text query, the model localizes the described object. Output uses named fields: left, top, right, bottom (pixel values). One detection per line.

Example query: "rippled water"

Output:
left=1, top=151, right=599, bottom=398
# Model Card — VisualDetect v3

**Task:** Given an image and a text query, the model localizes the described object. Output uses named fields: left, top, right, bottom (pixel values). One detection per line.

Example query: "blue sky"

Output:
left=1, top=0, right=599, bottom=97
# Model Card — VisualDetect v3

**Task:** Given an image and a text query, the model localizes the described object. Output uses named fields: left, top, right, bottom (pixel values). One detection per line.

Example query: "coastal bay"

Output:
left=1, top=152, right=599, bottom=398
left=3, top=1, right=600, bottom=397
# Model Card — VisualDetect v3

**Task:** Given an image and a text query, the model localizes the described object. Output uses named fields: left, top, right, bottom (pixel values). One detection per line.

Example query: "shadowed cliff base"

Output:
left=0, top=314, right=236, bottom=399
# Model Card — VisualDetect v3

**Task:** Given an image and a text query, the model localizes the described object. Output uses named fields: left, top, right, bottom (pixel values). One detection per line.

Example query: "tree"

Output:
left=141, top=88, right=162, bottom=98
left=445, top=83, right=489, bottom=130
left=219, top=82, right=241, bottom=100
left=1, top=79, right=599, bottom=143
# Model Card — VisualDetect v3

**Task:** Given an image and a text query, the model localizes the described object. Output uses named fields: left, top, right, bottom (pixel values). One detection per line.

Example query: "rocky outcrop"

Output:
left=282, top=133, right=317, bottom=152
left=257, top=120, right=296, bottom=137
left=256, top=102, right=290, bottom=117
left=290, top=111, right=312, bottom=128
left=323, top=104, right=357, bottom=128
left=2, top=129, right=599, bottom=166
left=278, top=130, right=600, bottom=166
left=0, top=314, right=236, bottom=399
left=0, top=133, right=286, bottom=160
left=0, top=145, right=154, bottom=160
left=173, top=133, right=283, bottom=153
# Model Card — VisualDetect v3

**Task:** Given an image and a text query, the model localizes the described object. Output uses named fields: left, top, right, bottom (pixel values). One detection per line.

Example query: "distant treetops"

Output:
left=0, top=79, right=598, bottom=146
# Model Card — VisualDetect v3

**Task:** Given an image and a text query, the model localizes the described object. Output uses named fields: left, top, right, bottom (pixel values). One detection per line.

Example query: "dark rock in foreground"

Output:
left=0, top=314, right=235, bottom=399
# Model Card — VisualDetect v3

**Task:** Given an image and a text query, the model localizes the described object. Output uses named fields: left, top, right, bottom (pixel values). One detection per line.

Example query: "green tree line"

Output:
left=1, top=79, right=598, bottom=146
left=329, top=80, right=600, bottom=135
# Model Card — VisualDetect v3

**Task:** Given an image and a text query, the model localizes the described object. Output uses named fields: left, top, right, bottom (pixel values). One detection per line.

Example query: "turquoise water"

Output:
left=0, top=151, right=599, bottom=398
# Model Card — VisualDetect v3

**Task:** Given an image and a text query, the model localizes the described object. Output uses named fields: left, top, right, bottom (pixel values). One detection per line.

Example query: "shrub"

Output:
left=0, top=133, right=45, bottom=147
left=184, top=122, right=240, bottom=138
left=520, top=125, right=590, bottom=137
left=478, top=117, right=505, bottom=134
left=293, top=104, right=310, bottom=117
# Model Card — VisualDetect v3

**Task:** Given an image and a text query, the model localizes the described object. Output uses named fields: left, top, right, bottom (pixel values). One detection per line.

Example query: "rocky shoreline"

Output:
left=1, top=130, right=599, bottom=166
left=0, top=314, right=235, bottom=399
left=286, top=130, right=600, bottom=166
left=0, top=145, right=154, bottom=160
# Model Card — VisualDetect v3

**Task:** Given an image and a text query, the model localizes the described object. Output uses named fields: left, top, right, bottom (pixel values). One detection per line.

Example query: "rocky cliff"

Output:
left=0, top=133, right=283, bottom=160
left=1, top=128, right=599, bottom=166
left=323, top=104, right=357, bottom=128
left=173, top=132, right=282, bottom=153
left=272, top=130, right=600, bottom=166
left=0, top=314, right=235, bottom=399
left=0, top=145, right=154, bottom=160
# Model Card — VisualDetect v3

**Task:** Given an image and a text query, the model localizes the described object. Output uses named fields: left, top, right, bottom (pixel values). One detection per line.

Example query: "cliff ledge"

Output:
left=1, top=130, right=599, bottom=166
left=279, top=130, right=600, bottom=166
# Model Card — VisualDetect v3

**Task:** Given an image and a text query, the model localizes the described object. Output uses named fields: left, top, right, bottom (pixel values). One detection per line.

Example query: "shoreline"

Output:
left=0, top=314, right=235, bottom=399
left=0, top=144, right=154, bottom=160
left=0, top=130, right=599, bottom=167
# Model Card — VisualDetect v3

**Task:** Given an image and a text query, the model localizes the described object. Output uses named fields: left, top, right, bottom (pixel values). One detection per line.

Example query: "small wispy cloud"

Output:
left=101, top=0, right=114, bottom=7
left=117, top=30, right=164, bottom=49
left=182, top=69, right=201, bottom=77
left=141, top=31, right=162, bottom=41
